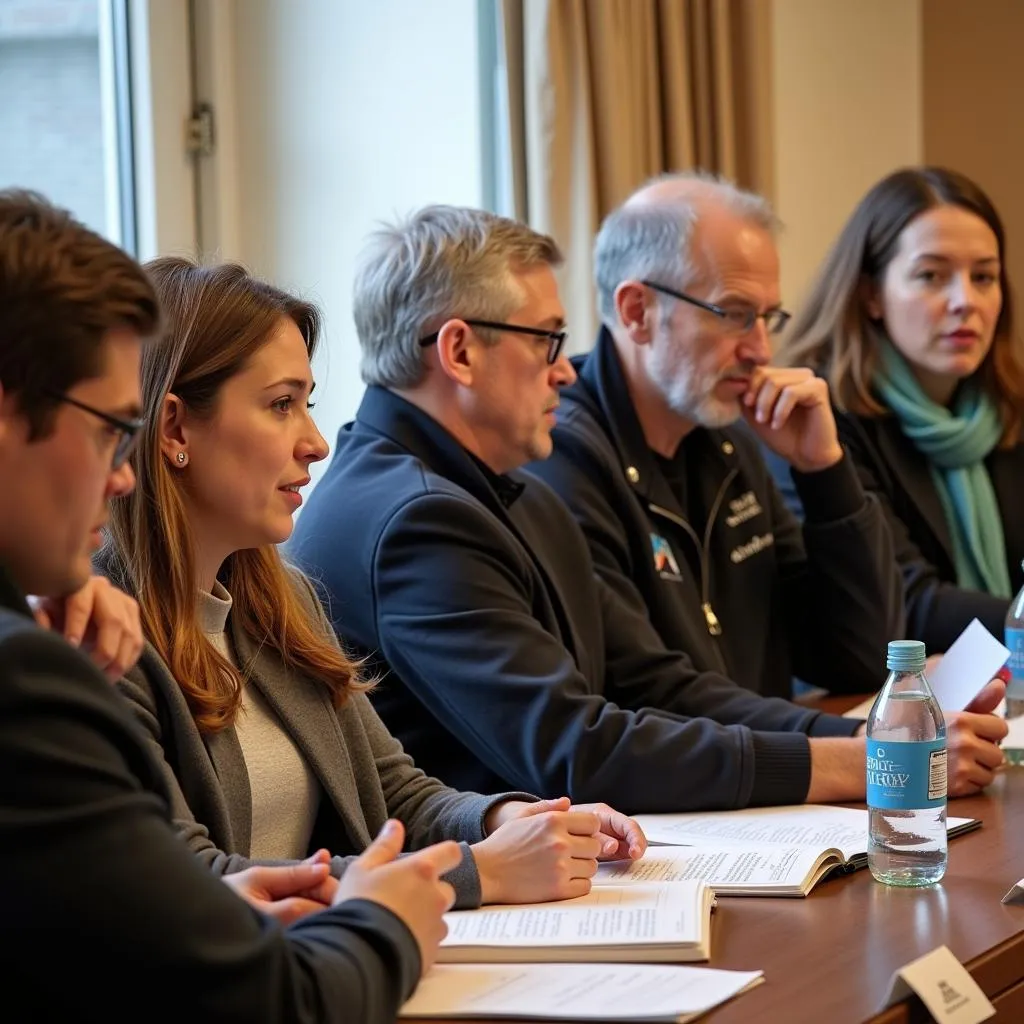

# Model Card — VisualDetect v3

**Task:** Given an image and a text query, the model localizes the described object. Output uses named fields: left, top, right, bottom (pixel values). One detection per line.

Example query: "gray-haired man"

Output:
left=526, top=172, right=1006, bottom=796
left=290, top=201, right=1003, bottom=816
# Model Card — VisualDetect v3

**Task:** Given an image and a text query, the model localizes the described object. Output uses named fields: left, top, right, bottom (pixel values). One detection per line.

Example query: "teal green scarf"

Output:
left=874, top=342, right=1011, bottom=597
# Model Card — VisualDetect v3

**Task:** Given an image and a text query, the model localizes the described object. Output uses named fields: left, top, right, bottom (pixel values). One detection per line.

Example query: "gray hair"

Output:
left=354, top=205, right=562, bottom=388
left=593, top=171, right=779, bottom=325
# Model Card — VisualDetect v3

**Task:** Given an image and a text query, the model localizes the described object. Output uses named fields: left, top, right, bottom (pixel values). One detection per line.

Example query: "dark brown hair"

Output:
left=106, top=258, right=364, bottom=733
left=0, top=189, right=159, bottom=437
left=778, top=167, right=1024, bottom=447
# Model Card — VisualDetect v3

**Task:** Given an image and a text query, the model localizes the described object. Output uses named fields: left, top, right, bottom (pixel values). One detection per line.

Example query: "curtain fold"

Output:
left=501, top=0, right=770, bottom=347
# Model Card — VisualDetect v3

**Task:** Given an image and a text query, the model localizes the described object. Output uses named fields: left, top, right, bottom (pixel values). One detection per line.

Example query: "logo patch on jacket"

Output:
left=650, top=533, right=682, bottom=580
left=725, top=490, right=763, bottom=528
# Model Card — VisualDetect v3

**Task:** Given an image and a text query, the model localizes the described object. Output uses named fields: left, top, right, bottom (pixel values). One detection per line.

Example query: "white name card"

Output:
left=883, top=945, right=994, bottom=1024
left=1001, top=878, right=1024, bottom=905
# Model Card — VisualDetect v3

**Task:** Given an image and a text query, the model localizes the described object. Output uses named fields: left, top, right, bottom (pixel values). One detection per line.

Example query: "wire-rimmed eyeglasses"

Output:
left=641, top=280, right=791, bottom=336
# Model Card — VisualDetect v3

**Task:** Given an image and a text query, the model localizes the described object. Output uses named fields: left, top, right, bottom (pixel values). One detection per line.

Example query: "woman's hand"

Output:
left=473, top=798, right=646, bottom=904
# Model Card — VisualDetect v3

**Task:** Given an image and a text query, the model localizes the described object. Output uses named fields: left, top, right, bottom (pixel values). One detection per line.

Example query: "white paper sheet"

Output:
left=401, top=963, right=764, bottom=1021
left=594, top=845, right=829, bottom=892
left=927, top=619, right=1009, bottom=711
left=441, top=882, right=704, bottom=951
left=633, top=804, right=872, bottom=861
left=844, top=620, right=1009, bottom=719
left=633, top=804, right=977, bottom=863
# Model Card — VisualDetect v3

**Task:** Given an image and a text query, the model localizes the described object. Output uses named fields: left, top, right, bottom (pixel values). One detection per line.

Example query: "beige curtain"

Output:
left=501, top=0, right=772, bottom=348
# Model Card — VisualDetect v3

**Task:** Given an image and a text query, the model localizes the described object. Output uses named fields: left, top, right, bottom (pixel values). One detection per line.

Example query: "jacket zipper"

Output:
left=648, top=467, right=738, bottom=673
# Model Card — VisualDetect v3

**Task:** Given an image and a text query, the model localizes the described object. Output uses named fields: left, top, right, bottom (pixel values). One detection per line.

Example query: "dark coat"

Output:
left=289, top=385, right=860, bottom=815
left=0, top=566, right=420, bottom=1023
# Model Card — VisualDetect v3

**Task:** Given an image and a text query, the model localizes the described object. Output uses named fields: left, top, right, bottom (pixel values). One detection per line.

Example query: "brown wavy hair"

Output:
left=105, top=258, right=364, bottom=733
left=777, top=167, right=1024, bottom=447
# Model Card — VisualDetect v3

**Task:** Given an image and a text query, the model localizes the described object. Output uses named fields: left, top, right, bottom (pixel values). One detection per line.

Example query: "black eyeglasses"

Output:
left=641, top=280, right=792, bottom=336
left=45, top=392, right=144, bottom=469
left=419, top=319, right=568, bottom=365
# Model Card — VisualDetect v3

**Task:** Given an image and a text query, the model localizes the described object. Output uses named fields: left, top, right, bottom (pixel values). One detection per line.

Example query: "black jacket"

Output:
left=289, top=385, right=859, bottom=815
left=526, top=330, right=905, bottom=698
left=770, top=407, right=1024, bottom=653
left=0, top=567, right=419, bottom=1023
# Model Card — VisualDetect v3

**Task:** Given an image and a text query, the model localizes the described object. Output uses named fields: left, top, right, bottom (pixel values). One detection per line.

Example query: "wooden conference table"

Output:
left=699, top=696, right=1024, bottom=1023
left=439, top=695, right=1024, bottom=1024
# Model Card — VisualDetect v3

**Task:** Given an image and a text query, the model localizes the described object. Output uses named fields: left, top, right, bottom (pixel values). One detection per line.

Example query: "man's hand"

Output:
left=947, top=676, right=1007, bottom=797
left=741, top=367, right=843, bottom=473
left=222, top=858, right=338, bottom=925
left=335, top=820, right=461, bottom=977
left=31, top=576, right=143, bottom=680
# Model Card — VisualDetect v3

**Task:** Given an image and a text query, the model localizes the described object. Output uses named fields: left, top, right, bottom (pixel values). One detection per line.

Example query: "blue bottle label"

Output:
left=866, top=739, right=946, bottom=809
left=1007, top=627, right=1024, bottom=690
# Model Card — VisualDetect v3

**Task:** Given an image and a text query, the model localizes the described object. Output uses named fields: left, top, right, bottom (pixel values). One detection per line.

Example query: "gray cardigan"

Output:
left=115, top=571, right=531, bottom=908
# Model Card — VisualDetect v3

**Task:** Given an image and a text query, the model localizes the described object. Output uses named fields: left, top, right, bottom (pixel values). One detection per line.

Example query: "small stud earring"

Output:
left=176, top=451, right=188, bottom=465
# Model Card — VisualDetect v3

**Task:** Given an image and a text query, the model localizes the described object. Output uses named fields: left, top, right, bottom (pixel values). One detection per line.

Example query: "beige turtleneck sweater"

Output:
left=197, top=583, right=321, bottom=860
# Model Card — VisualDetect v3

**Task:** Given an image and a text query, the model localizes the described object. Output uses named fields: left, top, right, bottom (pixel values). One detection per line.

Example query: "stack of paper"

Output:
left=401, top=963, right=764, bottom=1021
left=438, top=881, right=714, bottom=963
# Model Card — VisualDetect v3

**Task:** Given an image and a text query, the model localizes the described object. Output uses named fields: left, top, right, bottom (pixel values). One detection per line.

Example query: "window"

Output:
left=0, top=0, right=136, bottom=250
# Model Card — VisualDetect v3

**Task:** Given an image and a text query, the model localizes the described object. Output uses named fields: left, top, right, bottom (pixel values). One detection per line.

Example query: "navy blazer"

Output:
left=290, top=386, right=861, bottom=814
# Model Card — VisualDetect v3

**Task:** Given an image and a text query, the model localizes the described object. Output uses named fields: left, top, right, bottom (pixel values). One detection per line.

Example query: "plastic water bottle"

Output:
left=867, top=640, right=947, bottom=886
left=1006, top=563, right=1024, bottom=766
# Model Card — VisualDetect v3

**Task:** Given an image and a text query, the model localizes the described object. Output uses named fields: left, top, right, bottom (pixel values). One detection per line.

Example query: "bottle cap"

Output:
left=887, top=639, right=926, bottom=672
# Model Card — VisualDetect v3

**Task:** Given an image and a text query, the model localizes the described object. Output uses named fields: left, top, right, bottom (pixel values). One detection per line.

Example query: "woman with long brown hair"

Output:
left=101, top=257, right=644, bottom=914
left=774, top=167, right=1024, bottom=653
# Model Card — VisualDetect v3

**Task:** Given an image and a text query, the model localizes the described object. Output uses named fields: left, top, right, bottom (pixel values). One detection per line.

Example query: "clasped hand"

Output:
left=225, top=822, right=462, bottom=977
left=472, top=796, right=646, bottom=904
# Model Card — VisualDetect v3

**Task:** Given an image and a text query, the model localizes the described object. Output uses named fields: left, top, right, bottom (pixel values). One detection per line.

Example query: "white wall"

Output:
left=770, top=0, right=923, bottom=313
left=132, top=0, right=196, bottom=260
left=201, top=0, right=484, bottom=490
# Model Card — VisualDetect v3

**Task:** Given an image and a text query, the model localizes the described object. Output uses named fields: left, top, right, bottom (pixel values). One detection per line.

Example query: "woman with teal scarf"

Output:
left=771, top=167, right=1024, bottom=653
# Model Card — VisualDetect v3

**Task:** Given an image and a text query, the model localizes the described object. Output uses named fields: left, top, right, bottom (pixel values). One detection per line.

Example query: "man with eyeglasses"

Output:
left=290, top=202, right=1004, bottom=810
left=527, top=172, right=919, bottom=710
left=0, top=190, right=466, bottom=1022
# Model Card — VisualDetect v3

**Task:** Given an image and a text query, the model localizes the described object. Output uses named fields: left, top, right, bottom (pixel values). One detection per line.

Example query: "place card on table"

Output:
left=882, top=945, right=994, bottom=1024
left=1001, top=878, right=1024, bottom=905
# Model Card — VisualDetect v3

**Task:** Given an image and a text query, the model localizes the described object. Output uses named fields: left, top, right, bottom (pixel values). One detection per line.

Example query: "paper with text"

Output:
left=883, top=945, right=994, bottom=1024
left=633, top=805, right=871, bottom=860
left=400, top=963, right=764, bottom=1021
left=594, top=845, right=834, bottom=894
left=633, top=804, right=977, bottom=864
left=439, top=882, right=711, bottom=962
